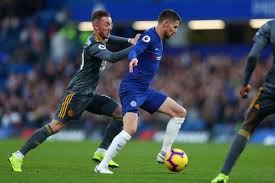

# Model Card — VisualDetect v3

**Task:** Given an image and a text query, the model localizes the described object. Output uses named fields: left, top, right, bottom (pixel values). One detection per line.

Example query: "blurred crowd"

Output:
left=1, top=3, right=275, bottom=139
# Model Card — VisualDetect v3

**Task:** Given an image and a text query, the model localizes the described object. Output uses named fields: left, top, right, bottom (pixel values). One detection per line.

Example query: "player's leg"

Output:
left=8, top=119, right=64, bottom=172
left=9, top=91, right=85, bottom=172
left=98, top=107, right=123, bottom=151
left=92, top=108, right=122, bottom=168
left=221, top=111, right=265, bottom=173
left=86, top=95, right=123, bottom=168
left=211, top=110, right=265, bottom=183
left=141, top=89, right=187, bottom=163
left=211, top=88, right=273, bottom=183
left=95, top=112, right=136, bottom=174
left=156, top=97, right=186, bottom=163
left=95, top=93, right=142, bottom=174
left=19, top=120, right=64, bottom=154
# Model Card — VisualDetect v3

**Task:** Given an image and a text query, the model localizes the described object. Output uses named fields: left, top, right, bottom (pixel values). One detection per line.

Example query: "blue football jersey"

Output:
left=121, top=27, right=163, bottom=91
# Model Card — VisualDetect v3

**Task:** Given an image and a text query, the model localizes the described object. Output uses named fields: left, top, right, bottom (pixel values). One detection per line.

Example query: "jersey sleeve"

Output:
left=242, top=22, right=271, bottom=86
left=107, top=35, right=129, bottom=44
left=128, top=32, right=152, bottom=61
left=253, top=22, right=270, bottom=45
left=86, top=43, right=132, bottom=63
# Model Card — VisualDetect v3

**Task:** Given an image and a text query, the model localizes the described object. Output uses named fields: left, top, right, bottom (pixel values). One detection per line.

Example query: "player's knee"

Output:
left=123, top=112, right=138, bottom=136
left=173, top=106, right=187, bottom=118
left=124, top=127, right=136, bottom=136
left=49, top=119, right=65, bottom=133
left=241, top=122, right=255, bottom=134
left=241, top=115, right=260, bottom=134
left=123, top=124, right=137, bottom=136
left=241, top=113, right=262, bottom=134
left=112, top=106, right=123, bottom=119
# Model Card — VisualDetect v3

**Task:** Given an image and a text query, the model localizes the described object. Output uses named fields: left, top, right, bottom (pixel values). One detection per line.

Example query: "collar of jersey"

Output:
left=92, top=32, right=105, bottom=43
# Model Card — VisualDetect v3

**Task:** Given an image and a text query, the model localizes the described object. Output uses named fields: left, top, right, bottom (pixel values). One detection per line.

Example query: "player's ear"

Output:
left=92, top=22, right=99, bottom=31
left=163, top=20, right=169, bottom=28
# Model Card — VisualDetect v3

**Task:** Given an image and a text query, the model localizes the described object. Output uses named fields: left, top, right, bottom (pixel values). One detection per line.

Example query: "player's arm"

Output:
left=87, top=43, right=132, bottom=63
left=128, top=34, right=151, bottom=72
left=240, top=22, right=270, bottom=98
left=107, top=34, right=140, bottom=45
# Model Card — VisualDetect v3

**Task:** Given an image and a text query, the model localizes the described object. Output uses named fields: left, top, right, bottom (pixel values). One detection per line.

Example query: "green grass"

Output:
left=0, top=139, right=274, bottom=183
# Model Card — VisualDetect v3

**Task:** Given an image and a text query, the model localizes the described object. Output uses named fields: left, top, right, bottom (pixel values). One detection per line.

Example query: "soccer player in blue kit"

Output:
left=95, top=9, right=187, bottom=174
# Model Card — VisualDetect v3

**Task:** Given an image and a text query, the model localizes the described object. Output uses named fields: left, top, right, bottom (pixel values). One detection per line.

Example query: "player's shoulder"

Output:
left=258, top=19, right=275, bottom=32
left=84, top=34, right=106, bottom=51
left=254, top=20, right=274, bottom=39
left=143, top=27, right=155, bottom=35
left=266, top=19, right=275, bottom=26
left=140, top=27, right=157, bottom=43
left=84, top=33, right=105, bottom=46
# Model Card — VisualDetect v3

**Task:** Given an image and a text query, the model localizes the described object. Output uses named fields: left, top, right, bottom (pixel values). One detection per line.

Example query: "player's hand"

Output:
left=129, top=34, right=141, bottom=45
left=240, top=84, right=251, bottom=99
left=129, top=58, right=138, bottom=72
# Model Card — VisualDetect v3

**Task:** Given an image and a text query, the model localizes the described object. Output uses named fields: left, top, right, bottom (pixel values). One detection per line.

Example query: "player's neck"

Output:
left=94, top=32, right=104, bottom=42
left=156, top=25, right=164, bottom=40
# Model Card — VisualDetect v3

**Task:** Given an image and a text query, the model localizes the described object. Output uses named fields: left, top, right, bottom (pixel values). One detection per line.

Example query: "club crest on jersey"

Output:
left=98, top=44, right=106, bottom=50
left=142, top=35, right=151, bottom=43
left=130, top=101, right=137, bottom=107
left=68, top=109, right=76, bottom=117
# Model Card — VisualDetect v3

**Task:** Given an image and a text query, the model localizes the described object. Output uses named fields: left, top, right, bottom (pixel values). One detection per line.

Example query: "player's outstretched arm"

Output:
left=107, top=34, right=140, bottom=45
left=88, top=43, right=133, bottom=63
left=129, top=34, right=141, bottom=45
left=107, top=35, right=128, bottom=44
left=242, top=22, right=270, bottom=88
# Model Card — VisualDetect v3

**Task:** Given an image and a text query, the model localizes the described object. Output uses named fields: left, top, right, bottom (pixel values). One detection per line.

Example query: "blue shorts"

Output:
left=119, top=88, right=167, bottom=115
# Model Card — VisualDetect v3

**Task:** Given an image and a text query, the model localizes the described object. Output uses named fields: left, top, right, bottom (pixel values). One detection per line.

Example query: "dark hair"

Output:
left=158, top=9, right=181, bottom=23
left=91, top=10, right=110, bottom=22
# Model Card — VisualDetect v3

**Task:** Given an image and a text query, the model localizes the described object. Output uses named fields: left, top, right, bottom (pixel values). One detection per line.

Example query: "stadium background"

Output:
left=1, top=0, right=275, bottom=145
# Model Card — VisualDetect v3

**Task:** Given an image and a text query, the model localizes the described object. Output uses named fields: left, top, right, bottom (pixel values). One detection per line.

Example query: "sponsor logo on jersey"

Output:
left=152, top=55, right=162, bottom=61
left=156, top=56, right=161, bottom=60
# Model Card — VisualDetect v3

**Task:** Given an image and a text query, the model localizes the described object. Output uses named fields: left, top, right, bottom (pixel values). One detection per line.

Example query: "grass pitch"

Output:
left=0, top=139, right=274, bottom=183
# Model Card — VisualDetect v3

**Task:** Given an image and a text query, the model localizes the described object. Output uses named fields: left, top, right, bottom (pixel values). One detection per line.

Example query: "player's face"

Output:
left=95, top=16, right=112, bottom=39
left=163, top=20, right=180, bottom=39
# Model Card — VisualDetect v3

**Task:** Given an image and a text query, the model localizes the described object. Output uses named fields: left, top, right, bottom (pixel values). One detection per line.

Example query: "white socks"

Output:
left=161, top=117, right=185, bottom=153
left=15, top=150, right=24, bottom=159
left=98, top=130, right=131, bottom=168
left=96, top=148, right=106, bottom=153
left=97, top=117, right=184, bottom=169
